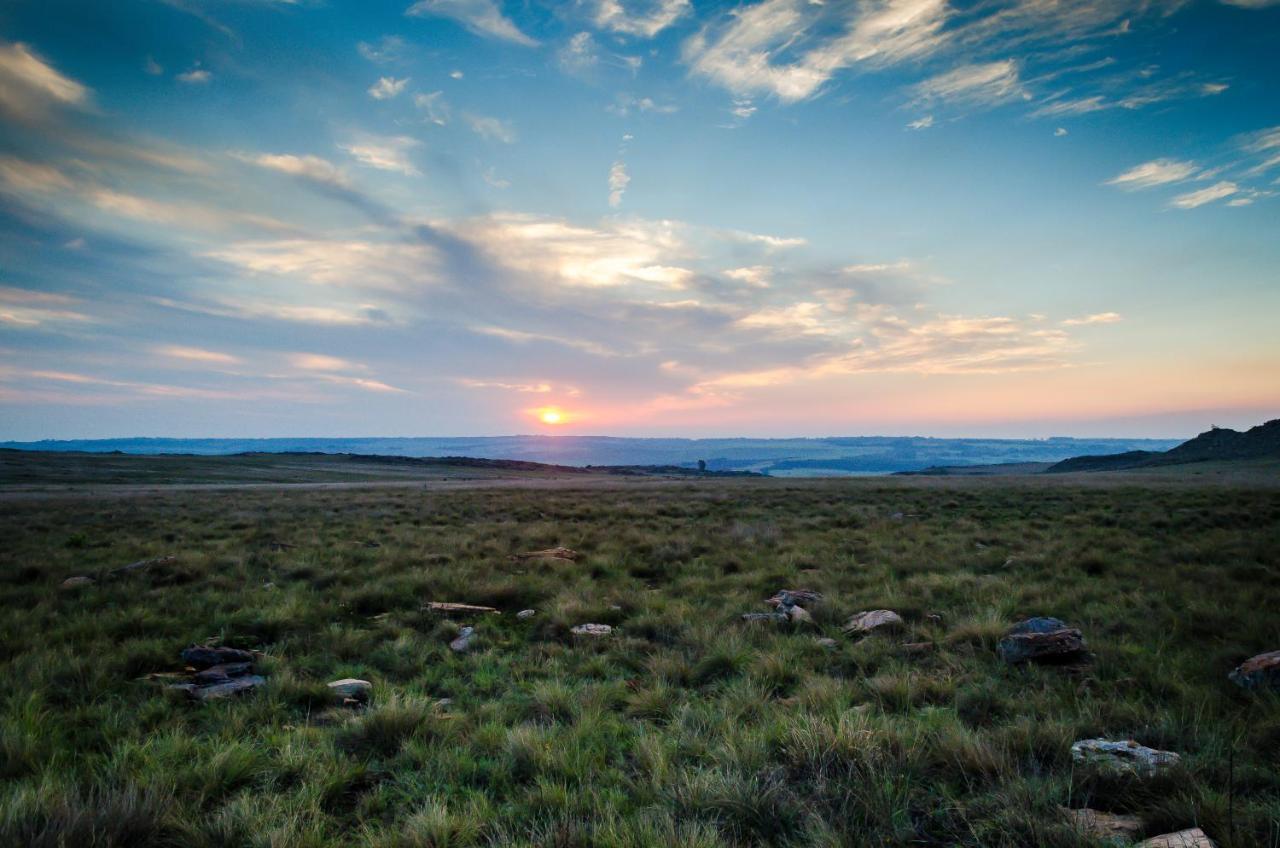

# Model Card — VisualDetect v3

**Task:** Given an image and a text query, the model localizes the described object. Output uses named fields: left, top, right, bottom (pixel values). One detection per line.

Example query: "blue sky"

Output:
left=1, top=0, right=1277, bottom=440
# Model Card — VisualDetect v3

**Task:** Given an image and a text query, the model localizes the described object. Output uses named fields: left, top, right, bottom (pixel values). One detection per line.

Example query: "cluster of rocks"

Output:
left=166, top=645, right=265, bottom=701
left=742, top=589, right=821, bottom=624
left=61, top=554, right=176, bottom=590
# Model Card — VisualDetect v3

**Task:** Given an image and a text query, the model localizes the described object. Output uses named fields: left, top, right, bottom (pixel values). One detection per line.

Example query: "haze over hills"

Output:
left=0, top=434, right=1184, bottom=476
left=1047, top=419, right=1280, bottom=473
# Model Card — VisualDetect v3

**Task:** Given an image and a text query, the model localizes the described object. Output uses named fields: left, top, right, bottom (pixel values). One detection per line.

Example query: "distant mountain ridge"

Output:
left=0, top=434, right=1183, bottom=476
left=1047, top=420, right=1280, bottom=473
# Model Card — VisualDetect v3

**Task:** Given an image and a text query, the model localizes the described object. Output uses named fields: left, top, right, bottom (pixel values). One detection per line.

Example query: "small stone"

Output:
left=516, top=609, right=537, bottom=620
left=188, top=675, right=266, bottom=701
left=1229, top=649, right=1280, bottom=691
left=328, top=678, right=372, bottom=702
left=1061, top=807, right=1144, bottom=842
left=1071, top=739, right=1181, bottom=777
left=786, top=605, right=813, bottom=624
left=767, top=590, right=823, bottom=608
left=449, top=626, right=475, bottom=653
left=61, top=576, right=94, bottom=589
left=815, top=637, right=839, bottom=650
left=427, top=602, right=500, bottom=615
left=843, top=610, right=904, bottom=635
left=997, top=617, right=1086, bottom=664
left=434, top=697, right=453, bottom=709
left=570, top=623, right=612, bottom=637
left=512, top=546, right=581, bottom=562
left=181, top=645, right=256, bottom=669
left=1138, top=829, right=1216, bottom=848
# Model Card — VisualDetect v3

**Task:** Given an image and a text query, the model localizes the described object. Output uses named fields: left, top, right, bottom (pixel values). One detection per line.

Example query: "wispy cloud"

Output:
left=414, top=91, right=450, bottom=125
left=465, top=114, right=516, bottom=143
left=0, top=41, right=90, bottom=121
left=368, top=76, right=410, bottom=100
left=155, top=345, right=242, bottom=364
left=608, top=161, right=630, bottom=208
left=340, top=134, right=422, bottom=175
left=1062, top=312, right=1122, bottom=326
left=405, top=0, right=539, bottom=47
left=1169, top=180, right=1239, bottom=209
left=593, top=0, right=691, bottom=38
left=912, top=60, right=1025, bottom=107
left=176, top=66, right=212, bottom=84
left=232, top=152, right=352, bottom=189
left=1106, top=159, right=1199, bottom=190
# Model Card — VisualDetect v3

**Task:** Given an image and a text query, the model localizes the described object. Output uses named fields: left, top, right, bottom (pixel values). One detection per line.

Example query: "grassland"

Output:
left=1, top=467, right=1278, bottom=846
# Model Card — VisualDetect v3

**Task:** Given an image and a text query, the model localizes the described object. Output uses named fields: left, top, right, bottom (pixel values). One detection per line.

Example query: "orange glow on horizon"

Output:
left=537, top=407, right=566, bottom=425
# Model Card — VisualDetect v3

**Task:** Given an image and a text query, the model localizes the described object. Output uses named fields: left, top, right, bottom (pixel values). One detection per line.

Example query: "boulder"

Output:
left=516, top=609, right=537, bottom=620
left=1138, top=829, right=1216, bottom=847
left=1229, top=650, right=1280, bottom=691
left=767, top=590, right=823, bottom=608
left=571, top=623, right=612, bottom=637
left=193, top=662, right=253, bottom=684
left=1071, top=739, right=1181, bottom=777
left=997, top=617, right=1086, bottom=664
left=181, top=645, right=256, bottom=669
left=449, top=626, right=475, bottom=653
left=60, top=576, right=94, bottom=590
left=843, top=610, right=904, bottom=635
left=178, top=675, right=266, bottom=701
left=786, top=605, right=813, bottom=624
left=1061, top=807, right=1143, bottom=842
left=328, top=678, right=372, bottom=702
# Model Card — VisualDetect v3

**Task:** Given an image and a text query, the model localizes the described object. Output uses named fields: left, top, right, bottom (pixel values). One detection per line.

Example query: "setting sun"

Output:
left=538, top=408, right=564, bottom=425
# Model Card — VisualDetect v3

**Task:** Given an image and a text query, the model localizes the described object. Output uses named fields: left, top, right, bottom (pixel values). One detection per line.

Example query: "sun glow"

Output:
left=538, top=408, right=564, bottom=425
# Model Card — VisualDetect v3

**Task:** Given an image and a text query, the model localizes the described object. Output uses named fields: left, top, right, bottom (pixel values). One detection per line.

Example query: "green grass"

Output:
left=1, top=477, right=1278, bottom=846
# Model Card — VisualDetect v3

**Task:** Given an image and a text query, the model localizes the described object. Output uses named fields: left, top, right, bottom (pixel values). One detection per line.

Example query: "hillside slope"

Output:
left=1048, top=419, right=1280, bottom=473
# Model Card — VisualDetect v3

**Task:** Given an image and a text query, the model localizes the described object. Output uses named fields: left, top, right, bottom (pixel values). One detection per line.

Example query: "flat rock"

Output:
left=786, top=605, right=813, bottom=624
left=328, top=678, right=372, bottom=702
left=1071, top=738, right=1181, bottom=776
left=516, top=609, right=537, bottom=620
left=181, top=645, right=256, bottom=669
left=1229, top=649, right=1280, bottom=691
left=110, top=554, right=176, bottom=575
left=512, top=546, right=581, bottom=562
left=815, top=637, right=839, bottom=650
left=427, top=602, right=500, bottom=615
left=1061, top=807, right=1144, bottom=841
left=843, top=610, right=904, bottom=635
left=449, top=626, right=475, bottom=652
left=767, top=589, right=823, bottom=608
left=1138, top=829, right=1216, bottom=847
left=997, top=617, right=1086, bottom=664
left=570, top=623, right=612, bottom=637
left=187, top=675, right=266, bottom=701
left=60, top=576, right=94, bottom=589
left=193, top=662, right=254, bottom=684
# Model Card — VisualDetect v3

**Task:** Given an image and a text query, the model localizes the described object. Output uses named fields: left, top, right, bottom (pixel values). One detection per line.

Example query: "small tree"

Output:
left=697, top=459, right=707, bottom=472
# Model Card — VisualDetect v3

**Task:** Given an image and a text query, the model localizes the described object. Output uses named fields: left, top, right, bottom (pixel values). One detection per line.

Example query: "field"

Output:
left=2, top=463, right=1278, bottom=846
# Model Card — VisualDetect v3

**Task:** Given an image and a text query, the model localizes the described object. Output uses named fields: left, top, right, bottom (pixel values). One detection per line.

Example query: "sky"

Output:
left=1, top=0, right=1278, bottom=440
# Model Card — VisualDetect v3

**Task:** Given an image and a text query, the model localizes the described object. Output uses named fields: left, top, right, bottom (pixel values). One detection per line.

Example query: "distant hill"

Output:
left=1047, top=420, right=1280, bottom=473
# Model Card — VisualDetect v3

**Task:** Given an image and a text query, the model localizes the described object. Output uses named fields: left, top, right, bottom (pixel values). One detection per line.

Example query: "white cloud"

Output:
left=144, top=56, right=164, bottom=76
left=177, top=67, right=212, bottom=84
left=608, top=161, right=630, bottom=208
left=155, top=345, right=242, bottom=364
left=906, top=114, right=933, bottom=130
left=912, top=59, right=1024, bottom=107
left=414, top=91, right=450, bottom=125
left=450, top=69, right=464, bottom=79
left=1054, top=127, right=1068, bottom=137
left=0, top=286, right=92, bottom=328
left=368, top=76, right=410, bottom=100
left=340, top=135, right=422, bottom=175
left=1169, top=180, right=1239, bottom=209
left=405, top=0, right=539, bottom=46
left=0, top=42, right=91, bottom=120
left=458, top=378, right=553, bottom=393
left=466, top=114, right=516, bottom=143
left=482, top=166, right=510, bottom=188
left=204, top=237, right=438, bottom=290
left=684, top=0, right=949, bottom=102
left=558, top=32, right=599, bottom=75
left=358, top=36, right=408, bottom=64
left=233, top=152, right=352, bottom=188
left=289, top=352, right=359, bottom=372
left=593, top=0, right=691, bottom=37
left=1106, top=158, right=1198, bottom=190
left=724, top=266, right=772, bottom=287
left=1061, top=312, right=1122, bottom=326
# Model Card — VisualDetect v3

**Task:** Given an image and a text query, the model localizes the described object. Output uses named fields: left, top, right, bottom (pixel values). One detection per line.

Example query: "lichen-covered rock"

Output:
left=1229, top=650, right=1280, bottom=691
left=449, top=626, right=475, bottom=652
left=1138, top=828, right=1216, bottom=847
left=1071, top=739, right=1181, bottom=776
left=181, top=645, right=256, bottom=669
left=1061, top=807, right=1143, bottom=842
left=997, top=617, right=1086, bottom=664
left=843, top=610, right=903, bottom=635
left=328, top=678, right=372, bottom=702
left=571, top=623, right=612, bottom=637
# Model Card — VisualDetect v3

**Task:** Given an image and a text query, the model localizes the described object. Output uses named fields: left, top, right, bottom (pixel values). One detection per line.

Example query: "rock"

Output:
left=427, top=602, right=500, bottom=615
left=843, top=610, right=904, bottom=635
left=1061, top=807, right=1144, bottom=842
left=181, top=645, right=256, bottom=669
left=997, top=617, right=1086, bottom=664
left=1071, top=739, right=1181, bottom=777
left=193, top=662, right=254, bottom=684
left=60, top=576, right=94, bottom=589
left=1138, top=829, right=1216, bottom=848
left=328, top=678, right=372, bottom=702
left=512, top=546, right=581, bottom=562
left=786, top=605, right=813, bottom=624
left=741, top=612, right=789, bottom=623
left=516, top=609, right=537, bottom=620
left=188, top=675, right=266, bottom=700
left=1229, top=649, right=1280, bottom=691
left=570, top=623, right=612, bottom=637
left=110, top=554, right=175, bottom=575
left=815, top=637, right=839, bottom=650
left=449, top=626, right=475, bottom=653
left=767, top=590, right=823, bottom=608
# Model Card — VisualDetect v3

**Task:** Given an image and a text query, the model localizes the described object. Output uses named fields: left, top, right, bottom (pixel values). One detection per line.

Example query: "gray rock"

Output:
left=187, top=675, right=266, bottom=701
left=449, top=626, right=475, bottom=653
left=1138, top=829, right=1216, bottom=847
left=516, top=609, right=537, bottom=620
left=1229, top=649, right=1280, bottom=691
left=843, top=610, right=903, bottom=635
left=815, top=637, right=839, bottom=650
left=181, top=645, right=256, bottom=669
left=60, top=576, right=94, bottom=589
left=786, top=605, right=813, bottom=624
left=193, top=662, right=254, bottom=684
left=328, top=678, right=372, bottom=702
left=997, top=617, right=1086, bottom=664
left=1061, top=807, right=1144, bottom=842
left=570, top=623, right=612, bottom=637
left=1071, top=738, right=1181, bottom=776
